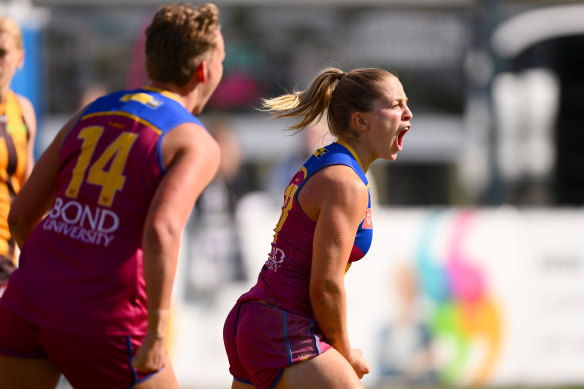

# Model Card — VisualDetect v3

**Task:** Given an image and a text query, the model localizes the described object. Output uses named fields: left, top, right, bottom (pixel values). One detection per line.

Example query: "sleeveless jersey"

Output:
left=1, top=87, right=203, bottom=335
left=0, top=91, right=29, bottom=263
left=239, top=140, right=373, bottom=317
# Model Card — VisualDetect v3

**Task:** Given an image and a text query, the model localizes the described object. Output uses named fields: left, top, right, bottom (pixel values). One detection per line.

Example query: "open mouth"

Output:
left=397, top=126, right=410, bottom=150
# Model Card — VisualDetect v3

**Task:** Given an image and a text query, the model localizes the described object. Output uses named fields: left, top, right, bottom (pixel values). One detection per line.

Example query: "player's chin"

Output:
left=385, top=147, right=400, bottom=161
left=387, top=153, right=398, bottom=162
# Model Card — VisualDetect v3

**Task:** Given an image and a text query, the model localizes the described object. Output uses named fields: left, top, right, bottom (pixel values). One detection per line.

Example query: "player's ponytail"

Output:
left=260, top=67, right=344, bottom=133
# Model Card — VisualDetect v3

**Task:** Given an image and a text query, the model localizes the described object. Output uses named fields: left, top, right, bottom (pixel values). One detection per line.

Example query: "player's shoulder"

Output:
left=323, top=163, right=366, bottom=187
left=164, top=120, right=217, bottom=154
left=168, top=120, right=212, bottom=142
left=13, top=92, right=32, bottom=108
left=159, top=120, right=219, bottom=172
left=12, top=92, right=33, bottom=115
left=309, top=165, right=368, bottom=205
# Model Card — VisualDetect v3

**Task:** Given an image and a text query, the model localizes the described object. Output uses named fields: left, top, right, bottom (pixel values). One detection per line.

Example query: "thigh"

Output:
left=40, top=330, right=160, bottom=389
left=0, top=354, right=61, bottom=389
left=0, top=304, right=61, bottom=388
left=276, top=348, right=364, bottom=389
left=133, top=359, right=178, bottom=389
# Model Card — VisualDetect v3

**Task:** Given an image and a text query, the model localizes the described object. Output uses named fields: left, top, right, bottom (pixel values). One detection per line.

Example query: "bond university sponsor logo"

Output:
left=266, top=246, right=285, bottom=272
left=43, top=197, right=118, bottom=247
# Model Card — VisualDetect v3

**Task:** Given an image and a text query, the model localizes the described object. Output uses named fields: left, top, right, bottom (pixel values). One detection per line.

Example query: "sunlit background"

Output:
left=2, top=0, right=584, bottom=388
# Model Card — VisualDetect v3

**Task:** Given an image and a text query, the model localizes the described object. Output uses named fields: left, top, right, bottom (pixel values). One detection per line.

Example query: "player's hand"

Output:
left=348, top=348, right=370, bottom=379
left=132, top=331, right=167, bottom=372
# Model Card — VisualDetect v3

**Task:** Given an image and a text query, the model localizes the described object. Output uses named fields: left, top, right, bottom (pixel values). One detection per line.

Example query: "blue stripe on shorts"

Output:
left=307, top=319, right=322, bottom=354
left=282, top=311, right=293, bottom=365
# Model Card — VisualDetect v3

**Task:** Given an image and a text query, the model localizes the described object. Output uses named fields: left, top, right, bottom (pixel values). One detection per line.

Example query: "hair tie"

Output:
left=338, top=72, right=346, bottom=81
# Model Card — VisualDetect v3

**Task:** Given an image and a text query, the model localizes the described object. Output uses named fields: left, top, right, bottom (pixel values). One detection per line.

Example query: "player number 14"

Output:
left=65, top=126, right=137, bottom=207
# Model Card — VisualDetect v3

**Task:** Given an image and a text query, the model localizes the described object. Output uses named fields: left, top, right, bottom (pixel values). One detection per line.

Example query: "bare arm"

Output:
left=8, top=110, right=82, bottom=247
left=16, top=94, right=37, bottom=178
left=300, top=164, right=370, bottom=377
left=133, top=122, right=220, bottom=371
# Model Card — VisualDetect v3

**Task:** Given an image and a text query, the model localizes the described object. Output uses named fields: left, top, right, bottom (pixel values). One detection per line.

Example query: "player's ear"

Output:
left=16, top=49, right=24, bottom=69
left=351, top=112, right=369, bottom=133
left=195, top=60, right=208, bottom=83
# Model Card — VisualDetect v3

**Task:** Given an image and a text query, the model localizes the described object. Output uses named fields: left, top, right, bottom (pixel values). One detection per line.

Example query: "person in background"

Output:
left=377, top=263, right=437, bottom=387
left=223, top=67, right=413, bottom=389
left=0, top=3, right=223, bottom=388
left=0, top=15, right=37, bottom=295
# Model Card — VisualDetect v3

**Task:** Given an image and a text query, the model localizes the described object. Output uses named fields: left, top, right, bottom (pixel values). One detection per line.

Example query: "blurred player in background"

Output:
left=223, top=67, right=413, bottom=389
left=0, top=3, right=223, bottom=388
left=0, top=15, right=37, bottom=296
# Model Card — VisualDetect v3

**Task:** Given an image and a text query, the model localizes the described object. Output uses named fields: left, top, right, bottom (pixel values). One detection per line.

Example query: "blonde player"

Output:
left=224, top=67, right=413, bottom=388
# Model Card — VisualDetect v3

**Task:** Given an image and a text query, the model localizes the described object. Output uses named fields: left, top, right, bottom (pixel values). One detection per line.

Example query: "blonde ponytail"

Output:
left=261, top=68, right=344, bottom=132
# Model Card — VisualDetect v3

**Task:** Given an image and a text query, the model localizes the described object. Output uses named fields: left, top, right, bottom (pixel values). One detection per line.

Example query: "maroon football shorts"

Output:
left=0, top=302, right=159, bottom=389
left=223, top=300, right=333, bottom=389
